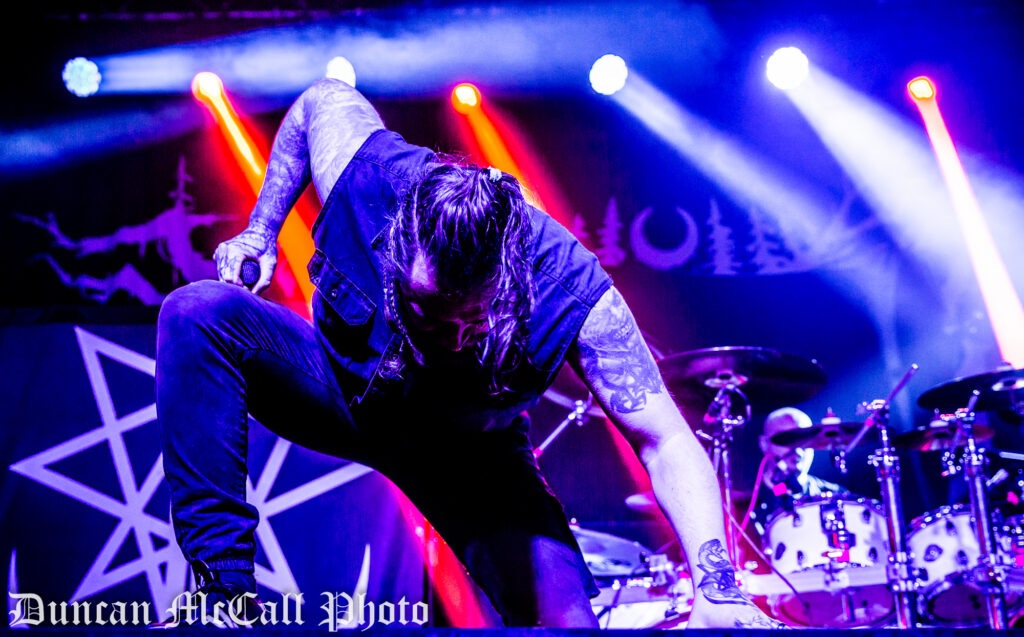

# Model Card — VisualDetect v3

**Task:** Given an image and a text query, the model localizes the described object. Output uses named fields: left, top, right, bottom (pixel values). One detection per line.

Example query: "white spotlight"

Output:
left=326, top=56, right=356, bottom=87
left=766, top=47, right=809, bottom=90
left=62, top=57, right=102, bottom=97
left=590, top=54, right=628, bottom=96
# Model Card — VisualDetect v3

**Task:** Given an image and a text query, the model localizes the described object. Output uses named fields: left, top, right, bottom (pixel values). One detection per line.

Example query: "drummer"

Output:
left=748, top=407, right=849, bottom=535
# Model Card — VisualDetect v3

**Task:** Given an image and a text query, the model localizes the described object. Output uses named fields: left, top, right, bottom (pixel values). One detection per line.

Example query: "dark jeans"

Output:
left=156, top=280, right=598, bottom=627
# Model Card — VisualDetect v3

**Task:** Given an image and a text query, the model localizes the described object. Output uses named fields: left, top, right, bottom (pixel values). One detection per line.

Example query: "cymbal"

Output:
left=657, top=346, right=827, bottom=410
left=891, top=420, right=995, bottom=452
left=625, top=490, right=659, bottom=514
left=769, top=421, right=865, bottom=449
left=571, top=526, right=654, bottom=578
left=917, top=366, right=1024, bottom=413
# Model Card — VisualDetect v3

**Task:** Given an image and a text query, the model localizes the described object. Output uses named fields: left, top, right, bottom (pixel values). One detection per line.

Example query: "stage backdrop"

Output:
left=5, top=1, right=1024, bottom=628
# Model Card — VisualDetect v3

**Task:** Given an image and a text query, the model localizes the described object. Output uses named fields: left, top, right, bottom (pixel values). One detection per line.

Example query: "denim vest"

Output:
left=307, top=129, right=612, bottom=432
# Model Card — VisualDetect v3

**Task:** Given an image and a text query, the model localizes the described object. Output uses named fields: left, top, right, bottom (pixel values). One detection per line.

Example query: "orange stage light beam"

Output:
left=191, top=72, right=315, bottom=318
left=908, top=76, right=1024, bottom=367
left=449, top=84, right=574, bottom=228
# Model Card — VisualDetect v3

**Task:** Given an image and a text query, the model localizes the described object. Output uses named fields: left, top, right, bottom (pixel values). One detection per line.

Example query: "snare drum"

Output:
left=908, top=505, right=1023, bottom=626
left=763, top=494, right=893, bottom=627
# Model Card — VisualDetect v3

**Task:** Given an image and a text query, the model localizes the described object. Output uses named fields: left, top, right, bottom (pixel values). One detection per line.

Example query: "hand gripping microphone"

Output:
left=240, top=259, right=260, bottom=290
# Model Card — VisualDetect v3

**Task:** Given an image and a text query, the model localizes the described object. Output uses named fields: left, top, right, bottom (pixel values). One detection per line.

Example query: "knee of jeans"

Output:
left=158, top=280, right=248, bottom=337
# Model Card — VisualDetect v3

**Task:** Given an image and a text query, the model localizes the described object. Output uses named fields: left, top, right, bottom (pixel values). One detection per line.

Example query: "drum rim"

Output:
left=908, top=502, right=973, bottom=531
left=763, top=493, right=886, bottom=531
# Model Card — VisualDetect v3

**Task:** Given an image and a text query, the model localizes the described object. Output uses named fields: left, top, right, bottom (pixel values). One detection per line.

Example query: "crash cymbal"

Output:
left=657, top=346, right=827, bottom=411
left=891, top=419, right=995, bottom=452
left=769, top=421, right=866, bottom=449
left=571, top=526, right=655, bottom=578
left=917, top=366, right=1024, bottom=413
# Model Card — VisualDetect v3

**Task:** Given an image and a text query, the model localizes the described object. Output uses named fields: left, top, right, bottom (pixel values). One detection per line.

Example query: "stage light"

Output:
left=62, top=57, right=102, bottom=97
left=326, top=56, right=356, bottom=87
left=451, top=83, right=481, bottom=113
left=766, top=47, right=809, bottom=90
left=190, top=71, right=223, bottom=101
left=589, top=54, right=628, bottom=96
left=908, top=76, right=936, bottom=101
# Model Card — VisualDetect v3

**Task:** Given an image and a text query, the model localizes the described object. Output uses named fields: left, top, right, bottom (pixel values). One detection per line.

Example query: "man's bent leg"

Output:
left=156, top=280, right=350, bottom=582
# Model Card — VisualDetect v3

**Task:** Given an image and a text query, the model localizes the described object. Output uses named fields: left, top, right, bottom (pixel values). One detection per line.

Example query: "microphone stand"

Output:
left=849, top=363, right=919, bottom=629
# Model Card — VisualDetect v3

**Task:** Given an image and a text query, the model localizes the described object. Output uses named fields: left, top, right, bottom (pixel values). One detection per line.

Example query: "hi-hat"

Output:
left=571, top=526, right=654, bottom=578
left=769, top=421, right=865, bottom=449
left=657, top=346, right=827, bottom=411
left=917, top=366, right=1024, bottom=414
left=891, top=420, right=995, bottom=452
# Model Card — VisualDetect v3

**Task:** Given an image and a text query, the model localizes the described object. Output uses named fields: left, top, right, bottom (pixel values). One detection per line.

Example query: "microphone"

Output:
left=240, top=259, right=260, bottom=290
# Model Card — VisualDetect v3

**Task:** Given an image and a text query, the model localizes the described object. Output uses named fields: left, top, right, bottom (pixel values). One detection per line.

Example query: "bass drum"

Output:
left=907, top=505, right=1022, bottom=627
left=762, top=494, right=893, bottom=628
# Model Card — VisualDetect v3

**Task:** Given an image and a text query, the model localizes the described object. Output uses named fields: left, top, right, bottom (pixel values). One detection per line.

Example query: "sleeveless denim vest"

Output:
left=307, top=129, right=612, bottom=431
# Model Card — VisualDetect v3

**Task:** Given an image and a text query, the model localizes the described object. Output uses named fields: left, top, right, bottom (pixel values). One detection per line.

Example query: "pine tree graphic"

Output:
left=705, top=199, right=739, bottom=275
left=594, top=197, right=627, bottom=267
left=748, top=206, right=792, bottom=274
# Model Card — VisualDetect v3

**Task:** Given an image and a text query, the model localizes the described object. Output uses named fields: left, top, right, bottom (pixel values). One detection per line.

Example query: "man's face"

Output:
left=761, top=412, right=814, bottom=475
left=398, top=254, right=492, bottom=353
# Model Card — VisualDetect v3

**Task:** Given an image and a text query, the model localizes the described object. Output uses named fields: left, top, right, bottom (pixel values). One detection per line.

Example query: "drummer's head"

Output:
left=760, top=407, right=815, bottom=476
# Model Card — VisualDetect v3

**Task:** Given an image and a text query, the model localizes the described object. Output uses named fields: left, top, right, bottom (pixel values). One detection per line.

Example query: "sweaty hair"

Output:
left=383, top=156, right=535, bottom=393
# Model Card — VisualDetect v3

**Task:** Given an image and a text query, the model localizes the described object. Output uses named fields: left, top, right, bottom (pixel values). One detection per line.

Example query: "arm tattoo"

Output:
left=577, top=289, right=664, bottom=414
left=695, top=540, right=747, bottom=605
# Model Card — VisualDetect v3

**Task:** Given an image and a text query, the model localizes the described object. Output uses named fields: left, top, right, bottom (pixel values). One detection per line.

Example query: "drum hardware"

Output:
left=702, top=382, right=750, bottom=566
left=819, top=503, right=876, bottom=630
left=760, top=494, right=892, bottom=627
left=820, top=498, right=855, bottom=561
left=579, top=527, right=694, bottom=629
left=953, top=390, right=1009, bottom=629
left=533, top=394, right=593, bottom=459
left=850, top=363, right=921, bottom=629
left=657, top=346, right=827, bottom=567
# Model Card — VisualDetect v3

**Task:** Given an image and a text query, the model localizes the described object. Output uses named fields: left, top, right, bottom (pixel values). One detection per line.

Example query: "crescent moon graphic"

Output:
left=630, top=206, right=699, bottom=270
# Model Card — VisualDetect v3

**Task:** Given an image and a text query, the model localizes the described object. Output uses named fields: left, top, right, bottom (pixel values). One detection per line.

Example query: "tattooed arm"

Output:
left=213, top=78, right=384, bottom=294
left=567, top=286, right=787, bottom=629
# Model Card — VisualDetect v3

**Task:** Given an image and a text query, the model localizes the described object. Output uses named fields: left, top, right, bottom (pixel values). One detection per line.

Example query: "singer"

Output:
left=153, top=77, right=785, bottom=628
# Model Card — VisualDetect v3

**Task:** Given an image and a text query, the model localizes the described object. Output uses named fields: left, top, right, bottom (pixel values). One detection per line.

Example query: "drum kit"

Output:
left=550, top=345, right=1024, bottom=629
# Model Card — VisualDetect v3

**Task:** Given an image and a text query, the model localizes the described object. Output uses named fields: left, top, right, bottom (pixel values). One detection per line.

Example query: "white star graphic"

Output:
left=9, top=326, right=374, bottom=612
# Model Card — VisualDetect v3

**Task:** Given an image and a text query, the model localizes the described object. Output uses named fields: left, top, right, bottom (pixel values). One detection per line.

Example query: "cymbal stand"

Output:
left=853, top=363, right=920, bottom=629
left=956, top=390, right=1008, bottom=629
left=702, top=382, right=751, bottom=567
left=534, top=395, right=594, bottom=459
